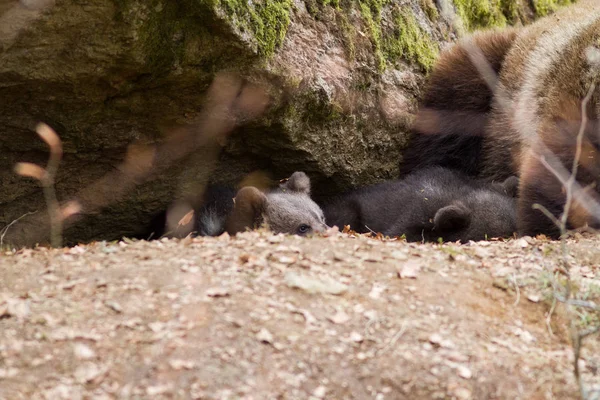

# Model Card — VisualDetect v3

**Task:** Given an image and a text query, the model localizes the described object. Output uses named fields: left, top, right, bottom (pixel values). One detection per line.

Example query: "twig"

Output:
left=546, top=296, right=557, bottom=336
left=0, top=211, right=38, bottom=248
left=562, top=83, right=596, bottom=232
left=511, top=273, right=521, bottom=306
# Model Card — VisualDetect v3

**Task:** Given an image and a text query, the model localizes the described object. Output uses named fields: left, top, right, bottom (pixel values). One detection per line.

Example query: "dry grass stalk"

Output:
left=14, top=123, right=64, bottom=248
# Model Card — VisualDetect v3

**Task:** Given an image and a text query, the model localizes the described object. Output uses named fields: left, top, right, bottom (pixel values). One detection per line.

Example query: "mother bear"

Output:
left=402, top=0, right=600, bottom=238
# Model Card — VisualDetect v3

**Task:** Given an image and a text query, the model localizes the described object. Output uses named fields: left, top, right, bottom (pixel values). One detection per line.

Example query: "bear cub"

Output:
left=198, top=171, right=328, bottom=237
left=322, top=167, right=518, bottom=243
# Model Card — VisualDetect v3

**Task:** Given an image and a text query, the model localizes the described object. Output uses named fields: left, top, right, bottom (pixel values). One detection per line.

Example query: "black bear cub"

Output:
left=322, top=167, right=518, bottom=243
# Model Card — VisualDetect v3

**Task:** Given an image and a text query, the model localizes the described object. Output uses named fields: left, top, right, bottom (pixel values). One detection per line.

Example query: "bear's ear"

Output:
left=280, top=171, right=310, bottom=194
left=225, top=186, right=267, bottom=235
left=434, top=202, right=471, bottom=231
left=500, top=176, right=519, bottom=198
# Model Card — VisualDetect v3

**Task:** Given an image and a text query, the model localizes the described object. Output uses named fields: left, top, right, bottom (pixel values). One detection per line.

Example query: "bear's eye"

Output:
left=297, top=224, right=311, bottom=235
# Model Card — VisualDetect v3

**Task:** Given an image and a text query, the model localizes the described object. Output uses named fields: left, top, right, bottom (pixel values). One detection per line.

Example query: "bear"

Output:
left=141, top=171, right=327, bottom=239
left=222, top=171, right=328, bottom=236
left=321, top=167, right=518, bottom=243
left=401, top=0, right=600, bottom=238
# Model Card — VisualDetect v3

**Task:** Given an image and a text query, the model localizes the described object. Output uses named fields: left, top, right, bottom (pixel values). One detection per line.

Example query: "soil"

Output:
left=1, top=230, right=599, bottom=399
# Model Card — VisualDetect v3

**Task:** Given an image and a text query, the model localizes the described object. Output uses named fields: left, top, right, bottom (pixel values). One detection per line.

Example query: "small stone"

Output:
left=268, top=234, right=284, bottom=243
left=148, top=322, right=165, bottom=333
left=313, top=386, right=327, bottom=398
left=429, top=333, right=443, bottom=346
left=146, top=384, right=173, bottom=396
left=398, top=262, right=420, bottom=279
left=390, top=251, right=408, bottom=261
left=457, top=365, right=472, bottom=379
left=527, top=294, right=541, bottom=303
left=515, top=238, right=529, bottom=248
left=73, top=343, right=96, bottom=360
left=285, top=272, right=348, bottom=295
left=473, top=248, right=489, bottom=259
left=257, top=328, right=274, bottom=344
left=454, top=387, right=472, bottom=400
left=328, top=310, right=350, bottom=325
left=369, top=284, right=386, bottom=299
left=169, top=359, right=196, bottom=370
left=104, top=301, right=123, bottom=313
left=74, top=362, right=106, bottom=384
left=275, top=255, right=296, bottom=265
left=350, top=332, right=364, bottom=343
left=0, top=368, right=19, bottom=379
left=3, top=298, right=30, bottom=320
left=206, top=287, right=230, bottom=297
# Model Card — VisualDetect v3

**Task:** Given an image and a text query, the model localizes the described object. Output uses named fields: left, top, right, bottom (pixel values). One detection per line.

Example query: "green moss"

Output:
left=338, top=11, right=356, bottom=60
left=452, top=0, right=507, bottom=31
left=214, top=0, right=293, bottom=56
left=532, top=0, right=573, bottom=16
left=383, top=7, right=439, bottom=72
left=420, top=0, right=439, bottom=21
left=128, top=1, right=189, bottom=73
left=358, top=0, right=389, bottom=71
left=499, top=0, right=519, bottom=22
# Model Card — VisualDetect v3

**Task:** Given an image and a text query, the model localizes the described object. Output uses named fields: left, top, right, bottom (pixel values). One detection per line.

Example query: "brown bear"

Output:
left=402, top=0, right=600, bottom=238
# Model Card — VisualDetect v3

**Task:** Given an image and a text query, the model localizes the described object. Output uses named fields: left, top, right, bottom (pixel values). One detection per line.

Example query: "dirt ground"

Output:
left=1, top=230, right=600, bottom=400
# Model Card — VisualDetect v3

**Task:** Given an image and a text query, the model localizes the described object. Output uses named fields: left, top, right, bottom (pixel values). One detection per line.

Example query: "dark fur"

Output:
left=322, top=167, right=517, bottom=243
left=195, top=185, right=237, bottom=236
left=401, top=2, right=600, bottom=237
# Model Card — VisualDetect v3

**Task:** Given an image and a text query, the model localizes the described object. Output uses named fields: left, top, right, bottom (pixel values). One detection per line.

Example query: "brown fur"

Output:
left=225, top=186, right=267, bottom=235
left=483, top=2, right=600, bottom=236
left=402, top=28, right=519, bottom=175
left=404, top=0, right=600, bottom=237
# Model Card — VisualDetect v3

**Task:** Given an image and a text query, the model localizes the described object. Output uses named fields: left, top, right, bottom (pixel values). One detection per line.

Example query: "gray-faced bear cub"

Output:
left=322, top=167, right=518, bottom=243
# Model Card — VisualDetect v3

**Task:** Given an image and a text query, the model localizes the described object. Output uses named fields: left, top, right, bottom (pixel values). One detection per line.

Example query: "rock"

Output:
left=0, top=2, right=417, bottom=246
left=398, top=262, right=420, bottom=279
left=327, top=310, right=351, bottom=325
left=457, top=365, right=472, bottom=380
left=0, top=1, right=545, bottom=246
left=285, top=271, right=348, bottom=295
left=256, top=328, right=274, bottom=344
left=73, top=343, right=96, bottom=360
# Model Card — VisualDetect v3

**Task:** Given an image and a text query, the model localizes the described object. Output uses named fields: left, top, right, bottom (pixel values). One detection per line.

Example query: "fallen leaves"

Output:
left=0, top=230, right=598, bottom=399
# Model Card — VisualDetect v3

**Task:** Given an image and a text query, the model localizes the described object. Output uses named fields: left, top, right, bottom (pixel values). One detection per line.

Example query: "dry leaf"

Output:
left=178, top=209, right=195, bottom=227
